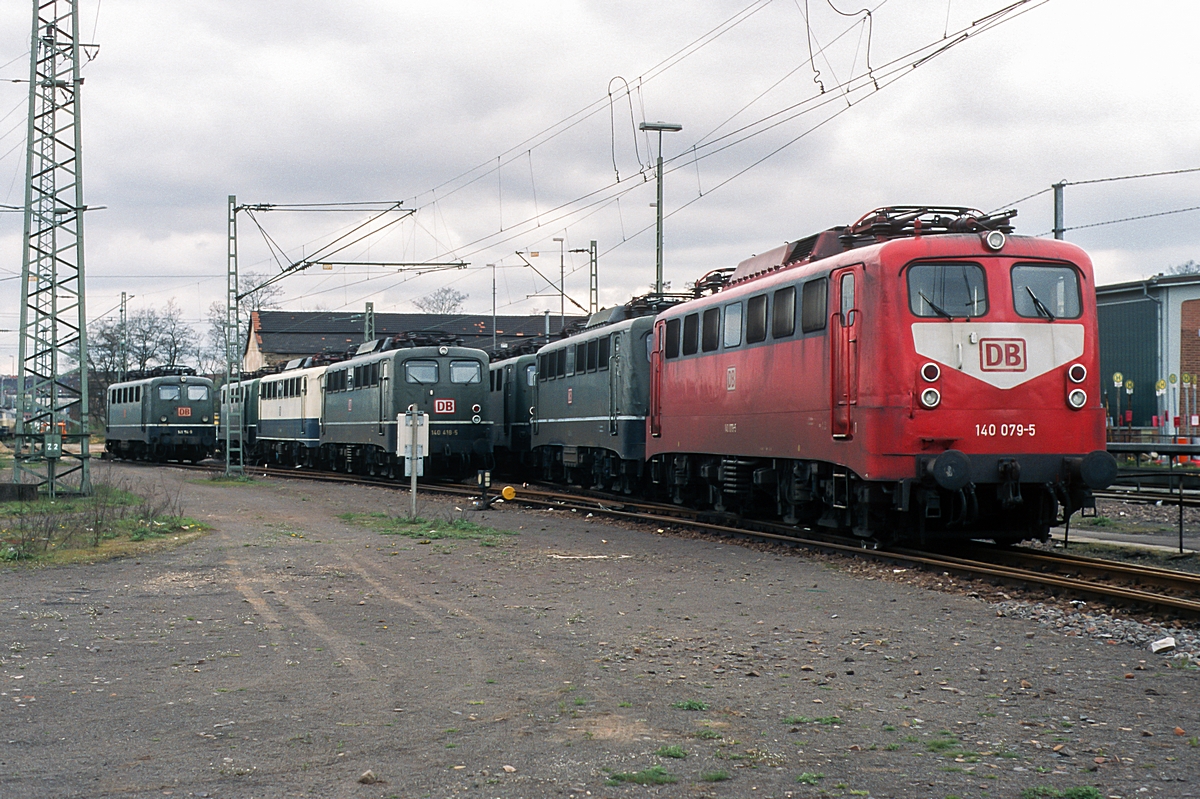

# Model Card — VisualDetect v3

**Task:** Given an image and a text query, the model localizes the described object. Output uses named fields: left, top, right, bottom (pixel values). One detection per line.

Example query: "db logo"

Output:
left=176, top=406, right=191, bottom=417
left=980, top=338, right=1027, bottom=372
left=434, top=398, right=455, bottom=414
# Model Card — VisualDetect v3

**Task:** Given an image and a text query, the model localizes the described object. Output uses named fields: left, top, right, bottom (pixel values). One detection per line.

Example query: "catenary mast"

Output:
left=15, top=0, right=92, bottom=497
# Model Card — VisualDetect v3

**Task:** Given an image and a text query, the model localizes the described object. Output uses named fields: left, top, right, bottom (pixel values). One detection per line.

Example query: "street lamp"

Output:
left=639, top=121, right=683, bottom=296
left=553, top=237, right=565, bottom=331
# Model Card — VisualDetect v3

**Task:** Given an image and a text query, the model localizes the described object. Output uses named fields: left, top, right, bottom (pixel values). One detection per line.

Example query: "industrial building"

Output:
left=1096, top=273, right=1200, bottom=432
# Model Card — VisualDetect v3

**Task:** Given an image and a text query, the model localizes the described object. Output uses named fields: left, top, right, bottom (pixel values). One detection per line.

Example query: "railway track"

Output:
left=116, top=458, right=1200, bottom=619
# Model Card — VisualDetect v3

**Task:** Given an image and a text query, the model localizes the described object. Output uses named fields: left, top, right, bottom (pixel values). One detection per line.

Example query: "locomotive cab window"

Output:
left=746, top=294, right=768, bottom=343
left=772, top=286, right=796, bottom=338
left=723, top=302, right=742, bottom=348
left=450, top=360, right=482, bottom=384
left=159, top=385, right=180, bottom=401
left=908, top=262, right=987, bottom=319
left=187, top=385, right=209, bottom=401
left=1011, top=264, right=1081, bottom=320
left=526, top=364, right=537, bottom=386
left=664, top=318, right=681, bottom=359
left=801, top=278, right=827, bottom=332
left=682, top=313, right=700, bottom=356
left=404, top=360, right=439, bottom=384
left=701, top=307, right=721, bottom=352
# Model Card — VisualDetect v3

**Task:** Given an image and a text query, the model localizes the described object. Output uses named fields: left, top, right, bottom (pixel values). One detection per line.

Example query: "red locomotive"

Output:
left=646, top=207, right=1116, bottom=545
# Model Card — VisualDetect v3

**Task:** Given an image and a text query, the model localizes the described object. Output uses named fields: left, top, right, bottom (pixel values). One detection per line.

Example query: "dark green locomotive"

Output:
left=487, top=352, right=537, bottom=469
left=105, top=368, right=216, bottom=461
left=531, top=310, right=656, bottom=492
left=320, top=339, right=492, bottom=477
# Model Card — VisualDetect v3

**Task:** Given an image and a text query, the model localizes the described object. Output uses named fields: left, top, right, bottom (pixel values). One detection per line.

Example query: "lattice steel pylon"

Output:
left=15, top=0, right=92, bottom=497
left=223, top=195, right=243, bottom=476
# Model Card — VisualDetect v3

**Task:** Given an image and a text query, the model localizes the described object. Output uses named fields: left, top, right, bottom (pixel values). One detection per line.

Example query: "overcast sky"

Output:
left=0, top=0, right=1197, bottom=368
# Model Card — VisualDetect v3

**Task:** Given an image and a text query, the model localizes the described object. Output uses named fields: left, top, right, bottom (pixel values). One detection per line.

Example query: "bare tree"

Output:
left=127, top=307, right=163, bottom=371
left=1166, top=260, right=1200, bottom=276
left=414, top=287, right=468, bottom=314
left=241, top=270, right=285, bottom=312
left=157, top=299, right=196, bottom=366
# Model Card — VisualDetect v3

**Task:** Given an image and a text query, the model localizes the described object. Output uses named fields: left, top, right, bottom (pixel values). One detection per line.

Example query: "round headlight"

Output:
left=160, top=415, right=168, bottom=423
left=438, top=346, right=449, bottom=356
left=1068, top=388, right=1087, bottom=409
left=982, top=230, right=1005, bottom=251
left=472, top=404, right=481, bottom=413
left=471, top=414, right=481, bottom=424
left=1068, top=363, right=1087, bottom=384
left=202, top=416, right=210, bottom=422
left=920, top=362, right=941, bottom=382
left=920, top=388, right=941, bottom=409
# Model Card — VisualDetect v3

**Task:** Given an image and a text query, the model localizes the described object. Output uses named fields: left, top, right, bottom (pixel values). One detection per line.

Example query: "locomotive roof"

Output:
left=728, top=206, right=1017, bottom=286
left=109, top=373, right=214, bottom=389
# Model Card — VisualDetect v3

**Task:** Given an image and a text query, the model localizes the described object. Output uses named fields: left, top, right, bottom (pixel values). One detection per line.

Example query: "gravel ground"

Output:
left=0, top=464, right=1197, bottom=799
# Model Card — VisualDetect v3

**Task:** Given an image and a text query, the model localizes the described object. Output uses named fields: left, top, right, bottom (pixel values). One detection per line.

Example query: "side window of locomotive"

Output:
left=746, top=294, right=768, bottom=344
left=538, top=354, right=549, bottom=381
left=907, top=262, right=988, bottom=318
left=450, top=360, right=482, bottom=384
left=526, top=364, right=537, bottom=386
left=556, top=348, right=567, bottom=379
left=723, top=302, right=742, bottom=348
left=664, top=318, right=681, bottom=359
left=682, top=313, right=700, bottom=356
left=598, top=335, right=610, bottom=370
left=187, top=385, right=209, bottom=401
left=801, top=278, right=828, bottom=333
left=701, top=307, right=721, bottom=352
left=1011, top=264, right=1081, bottom=319
left=404, top=360, right=439, bottom=384
left=772, top=286, right=796, bottom=338
left=586, top=339, right=599, bottom=371
left=159, top=385, right=180, bottom=401
left=840, top=273, right=855, bottom=320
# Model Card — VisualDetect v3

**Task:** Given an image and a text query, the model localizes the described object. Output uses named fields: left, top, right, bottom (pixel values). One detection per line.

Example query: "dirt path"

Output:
left=1, top=464, right=1196, bottom=798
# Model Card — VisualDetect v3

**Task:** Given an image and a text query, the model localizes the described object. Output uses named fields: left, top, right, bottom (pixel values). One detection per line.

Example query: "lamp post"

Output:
left=639, top=121, right=682, bottom=296
left=488, top=263, right=496, bottom=351
left=553, top=237, right=565, bottom=331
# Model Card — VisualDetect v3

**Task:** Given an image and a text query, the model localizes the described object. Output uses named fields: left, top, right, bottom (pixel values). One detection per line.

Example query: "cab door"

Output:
left=649, top=322, right=664, bottom=437
left=831, top=266, right=862, bottom=440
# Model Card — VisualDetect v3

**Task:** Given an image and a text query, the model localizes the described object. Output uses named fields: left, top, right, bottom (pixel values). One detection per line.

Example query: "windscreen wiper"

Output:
left=918, top=291, right=954, bottom=320
left=1025, top=286, right=1056, bottom=321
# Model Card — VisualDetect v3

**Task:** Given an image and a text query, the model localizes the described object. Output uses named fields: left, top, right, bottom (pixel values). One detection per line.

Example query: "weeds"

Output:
left=699, top=770, right=730, bottom=782
left=606, top=765, right=677, bottom=786
left=692, top=728, right=722, bottom=740
left=0, top=471, right=201, bottom=564
left=795, top=772, right=823, bottom=785
left=672, top=700, right=709, bottom=711
left=784, top=715, right=841, bottom=726
left=1019, top=787, right=1103, bottom=799
left=655, top=745, right=687, bottom=759
left=339, top=512, right=515, bottom=547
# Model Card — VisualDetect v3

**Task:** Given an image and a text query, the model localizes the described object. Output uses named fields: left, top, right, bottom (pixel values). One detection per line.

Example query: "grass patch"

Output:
left=699, top=770, right=730, bottom=782
left=0, top=475, right=207, bottom=565
left=606, top=765, right=677, bottom=786
left=338, top=513, right=516, bottom=547
left=784, top=715, right=841, bottom=726
left=204, top=473, right=256, bottom=484
left=692, top=728, right=722, bottom=740
left=885, top=743, right=901, bottom=751
left=672, top=700, right=709, bottom=711
left=1020, top=787, right=1103, bottom=799
left=655, top=745, right=687, bottom=759
left=795, top=772, right=823, bottom=785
